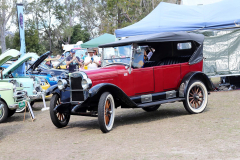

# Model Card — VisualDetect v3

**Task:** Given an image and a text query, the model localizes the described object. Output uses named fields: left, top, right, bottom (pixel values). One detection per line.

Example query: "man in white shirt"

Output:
left=84, top=48, right=101, bottom=70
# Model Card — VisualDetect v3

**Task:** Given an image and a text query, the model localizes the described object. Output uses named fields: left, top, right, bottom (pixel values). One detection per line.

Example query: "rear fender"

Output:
left=178, top=71, right=215, bottom=98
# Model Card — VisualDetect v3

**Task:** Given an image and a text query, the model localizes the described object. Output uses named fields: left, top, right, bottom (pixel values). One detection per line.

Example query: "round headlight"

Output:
left=81, top=79, right=88, bottom=90
left=58, top=79, right=67, bottom=90
left=81, top=78, right=92, bottom=90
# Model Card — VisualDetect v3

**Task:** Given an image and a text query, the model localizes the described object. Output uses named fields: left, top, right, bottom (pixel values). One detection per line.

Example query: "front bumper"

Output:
left=29, top=91, right=45, bottom=100
left=9, top=100, right=28, bottom=110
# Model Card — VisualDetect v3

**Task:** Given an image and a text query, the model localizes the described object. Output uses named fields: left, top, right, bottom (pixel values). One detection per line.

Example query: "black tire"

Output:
left=142, top=105, right=160, bottom=112
left=0, top=100, right=8, bottom=123
left=98, top=92, right=115, bottom=133
left=8, top=109, right=16, bottom=117
left=50, top=94, right=70, bottom=128
left=183, top=80, right=208, bottom=114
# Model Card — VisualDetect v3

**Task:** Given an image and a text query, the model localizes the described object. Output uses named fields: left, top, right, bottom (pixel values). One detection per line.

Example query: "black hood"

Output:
left=27, top=51, right=52, bottom=72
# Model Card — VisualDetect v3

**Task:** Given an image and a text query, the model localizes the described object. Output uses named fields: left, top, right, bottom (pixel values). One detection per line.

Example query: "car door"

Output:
left=133, top=67, right=154, bottom=95
left=162, top=64, right=181, bottom=90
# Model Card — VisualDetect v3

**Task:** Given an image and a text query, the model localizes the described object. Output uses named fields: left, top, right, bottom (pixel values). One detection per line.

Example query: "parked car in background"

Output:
left=0, top=50, right=29, bottom=120
left=1, top=50, right=46, bottom=112
left=49, top=32, right=214, bottom=133
left=26, top=51, right=69, bottom=86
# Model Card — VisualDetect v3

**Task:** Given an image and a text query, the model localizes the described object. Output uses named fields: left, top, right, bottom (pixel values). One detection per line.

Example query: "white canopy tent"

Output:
left=181, top=0, right=222, bottom=5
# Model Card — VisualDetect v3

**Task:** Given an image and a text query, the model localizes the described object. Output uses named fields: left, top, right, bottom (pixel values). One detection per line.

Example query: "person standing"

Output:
left=82, top=52, right=88, bottom=61
left=84, top=48, right=101, bottom=70
left=66, top=49, right=83, bottom=73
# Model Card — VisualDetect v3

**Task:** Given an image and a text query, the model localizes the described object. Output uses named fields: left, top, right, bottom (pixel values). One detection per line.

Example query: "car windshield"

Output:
left=102, top=45, right=131, bottom=67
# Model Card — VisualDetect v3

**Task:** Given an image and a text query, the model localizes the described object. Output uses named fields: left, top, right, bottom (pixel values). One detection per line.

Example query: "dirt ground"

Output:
left=1, top=80, right=240, bottom=159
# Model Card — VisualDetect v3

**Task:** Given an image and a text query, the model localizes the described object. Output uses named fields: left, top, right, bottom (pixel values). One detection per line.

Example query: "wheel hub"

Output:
left=193, top=94, right=200, bottom=101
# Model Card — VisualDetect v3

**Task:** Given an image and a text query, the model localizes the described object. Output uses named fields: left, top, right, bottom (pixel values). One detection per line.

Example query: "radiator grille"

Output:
left=70, top=76, right=83, bottom=89
left=15, top=91, right=26, bottom=102
left=70, top=75, right=84, bottom=102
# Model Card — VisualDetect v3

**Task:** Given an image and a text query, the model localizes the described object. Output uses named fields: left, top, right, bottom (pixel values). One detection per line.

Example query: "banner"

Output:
left=16, top=3, right=26, bottom=75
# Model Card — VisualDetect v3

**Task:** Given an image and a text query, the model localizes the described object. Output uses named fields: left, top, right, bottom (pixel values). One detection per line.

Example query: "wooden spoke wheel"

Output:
left=98, top=92, right=115, bottom=133
left=50, top=94, right=70, bottom=128
left=183, top=80, right=208, bottom=114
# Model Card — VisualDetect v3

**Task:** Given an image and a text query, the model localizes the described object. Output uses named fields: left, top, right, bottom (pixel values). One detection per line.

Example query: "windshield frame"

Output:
left=102, top=44, right=133, bottom=67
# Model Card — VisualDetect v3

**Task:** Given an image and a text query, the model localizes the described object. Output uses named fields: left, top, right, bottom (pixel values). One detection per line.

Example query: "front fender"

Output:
left=46, top=84, right=58, bottom=96
left=72, top=83, right=137, bottom=113
left=88, top=83, right=137, bottom=107
left=178, top=71, right=215, bottom=98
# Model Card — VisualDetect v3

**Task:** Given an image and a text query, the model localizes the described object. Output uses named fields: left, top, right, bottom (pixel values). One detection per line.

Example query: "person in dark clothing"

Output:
left=66, top=49, right=83, bottom=73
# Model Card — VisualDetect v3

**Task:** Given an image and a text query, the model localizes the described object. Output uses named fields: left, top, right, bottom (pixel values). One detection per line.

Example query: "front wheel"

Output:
left=183, top=80, right=208, bottom=114
left=142, top=105, right=160, bottom=112
left=0, top=100, right=8, bottom=123
left=50, top=94, right=70, bottom=128
left=98, top=92, right=115, bottom=133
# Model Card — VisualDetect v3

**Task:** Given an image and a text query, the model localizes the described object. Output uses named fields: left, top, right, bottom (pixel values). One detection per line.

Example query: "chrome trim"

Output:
left=70, top=89, right=83, bottom=91
left=81, top=78, right=92, bottom=90
left=29, top=92, right=45, bottom=100
left=13, top=93, right=26, bottom=98
left=58, top=79, right=68, bottom=90
left=9, top=104, right=18, bottom=109
left=179, top=83, right=185, bottom=97
left=0, top=104, right=3, bottom=110
left=141, top=94, right=152, bottom=103
left=166, top=90, right=177, bottom=99
left=0, top=88, right=11, bottom=91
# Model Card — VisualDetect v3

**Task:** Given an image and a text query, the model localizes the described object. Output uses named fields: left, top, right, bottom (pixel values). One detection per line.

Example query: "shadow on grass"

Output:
left=66, top=105, right=197, bottom=132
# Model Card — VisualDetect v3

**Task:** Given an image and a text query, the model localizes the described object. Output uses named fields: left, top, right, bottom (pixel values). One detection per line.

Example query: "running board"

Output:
left=137, top=98, right=185, bottom=108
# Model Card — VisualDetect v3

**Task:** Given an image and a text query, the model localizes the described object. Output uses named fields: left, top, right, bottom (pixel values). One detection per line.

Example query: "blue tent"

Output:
left=115, top=0, right=240, bottom=37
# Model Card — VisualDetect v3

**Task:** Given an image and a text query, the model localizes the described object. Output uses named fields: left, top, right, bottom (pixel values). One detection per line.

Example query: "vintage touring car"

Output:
left=49, top=32, right=214, bottom=133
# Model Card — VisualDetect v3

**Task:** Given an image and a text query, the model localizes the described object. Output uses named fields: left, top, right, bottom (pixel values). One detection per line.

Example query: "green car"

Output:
left=0, top=49, right=45, bottom=112
left=0, top=51, right=29, bottom=123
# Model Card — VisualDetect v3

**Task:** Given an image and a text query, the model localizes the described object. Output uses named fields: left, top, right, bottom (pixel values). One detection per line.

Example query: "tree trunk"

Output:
left=0, top=25, right=7, bottom=53
left=0, top=0, right=7, bottom=53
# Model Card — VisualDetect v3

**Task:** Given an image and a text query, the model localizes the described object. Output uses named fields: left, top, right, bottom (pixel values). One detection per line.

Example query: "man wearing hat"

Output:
left=84, top=48, right=101, bottom=70
left=66, top=49, right=83, bottom=72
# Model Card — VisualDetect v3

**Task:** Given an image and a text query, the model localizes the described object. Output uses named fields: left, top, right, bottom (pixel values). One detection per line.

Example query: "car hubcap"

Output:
left=189, top=86, right=203, bottom=109
left=0, top=104, right=3, bottom=118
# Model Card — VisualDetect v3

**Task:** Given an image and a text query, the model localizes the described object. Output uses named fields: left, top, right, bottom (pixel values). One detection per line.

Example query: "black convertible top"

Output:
left=99, top=32, right=204, bottom=48
left=99, top=32, right=204, bottom=65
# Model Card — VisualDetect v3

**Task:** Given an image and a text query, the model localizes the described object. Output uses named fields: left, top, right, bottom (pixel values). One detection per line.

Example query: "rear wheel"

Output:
left=183, top=80, right=208, bottom=114
left=0, top=100, right=8, bottom=123
left=142, top=105, right=160, bottom=112
left=98, top=92, right=115, bottom=133
left=50, top=94, right=70, bottom=128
